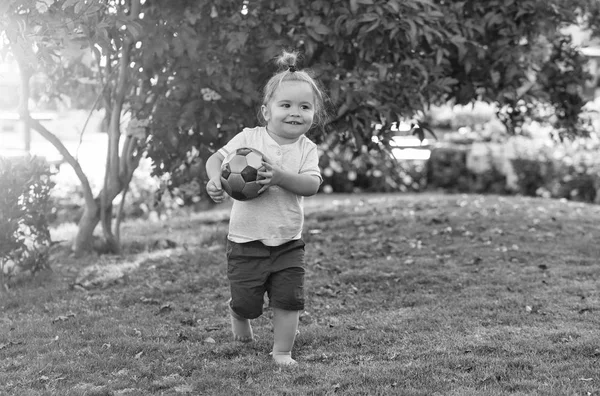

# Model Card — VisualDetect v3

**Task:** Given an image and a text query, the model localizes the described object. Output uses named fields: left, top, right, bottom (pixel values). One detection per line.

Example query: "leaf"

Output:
left=411, top=125, right=425, bottom=141
left=0, top=341, right=24, bottom=350
left=61, top=0, right=79, bottom=10
left=51, top=312, right=76, bottom=323
left=386, top=0, right=400, bottom=13
left=73, top=0, right=83, bottom=14
left=313, top=23, right=331, bottom=35
left=347, top=325, right=366, bottom=331
left=357, top=13, right=379, bottom=23
left=157, top=304, right=172, bottom=314
left=436, top=48, right=444, bottom=66
left=365, top=20, right=380, bottom=33
left=125, top=21, right=144, bottom=40
left=406, top=19, right=418, bottom=48
left=307, top=29, right=323, bottom=42
left=140, top=296, right=161, bottom=304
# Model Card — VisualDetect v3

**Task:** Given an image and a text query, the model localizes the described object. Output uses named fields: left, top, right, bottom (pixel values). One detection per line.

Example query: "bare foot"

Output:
left=272, top=351, right=297, bottom=366
left=230, top=310, right=254, bottom=342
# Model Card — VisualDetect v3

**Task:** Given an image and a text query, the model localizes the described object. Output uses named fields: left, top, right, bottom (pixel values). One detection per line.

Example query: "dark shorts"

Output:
left=226, top=239, right=306, bottom=319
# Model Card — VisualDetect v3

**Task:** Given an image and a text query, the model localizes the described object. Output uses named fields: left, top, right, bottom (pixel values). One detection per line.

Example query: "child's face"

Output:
left=262, top=81, right=315, bottom=143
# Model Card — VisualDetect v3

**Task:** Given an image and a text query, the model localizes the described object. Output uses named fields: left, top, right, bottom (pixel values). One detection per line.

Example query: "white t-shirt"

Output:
left=217, top=126, right=322, bottom=246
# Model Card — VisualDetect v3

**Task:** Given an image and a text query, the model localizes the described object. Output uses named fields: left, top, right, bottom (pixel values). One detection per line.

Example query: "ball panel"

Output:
left=220, top=176, right=233, bottom=196
left=240, top=165, right=258, bottom=182
left=228, top=155, right=249, bottom=173
left=236, top=147, right=253, bottom=156
left=221, top=162, right=231, bottom=179
left=227, top=173, right=246, bottom=193
left=241, top=181, right=262, bottom=199
left=245, top=151, right=263, bottom=169
left=230, top=190, right=248, bottom=201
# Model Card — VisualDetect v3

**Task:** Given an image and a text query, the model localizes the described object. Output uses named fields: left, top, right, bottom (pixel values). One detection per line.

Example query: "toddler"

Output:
left=205, top=50, right=327, bottom=366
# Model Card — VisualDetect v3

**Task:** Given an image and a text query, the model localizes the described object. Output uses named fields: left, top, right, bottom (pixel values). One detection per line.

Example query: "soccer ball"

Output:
left=220, top=147, right=266, bottom=201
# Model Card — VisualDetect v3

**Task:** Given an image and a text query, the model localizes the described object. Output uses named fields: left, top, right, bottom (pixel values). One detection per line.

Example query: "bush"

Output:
left=511, top=158, right=556, bottom=197
left=0, top=156, right=55, bottom=284
left=318, top=144, right=427, bottom=194
left=427, top=135, right=600, bottom=204
left=426, top=144, right=472, bottom=192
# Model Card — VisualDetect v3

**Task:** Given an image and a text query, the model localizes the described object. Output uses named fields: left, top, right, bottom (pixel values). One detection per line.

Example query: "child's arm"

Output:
left=258, top=160, right=321, bottom=197
left=205, top=152, right=227, bottom=203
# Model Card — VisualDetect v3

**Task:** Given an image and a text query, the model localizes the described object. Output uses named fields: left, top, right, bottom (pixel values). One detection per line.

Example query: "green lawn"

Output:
left=1, top=193, right=599, bottom=395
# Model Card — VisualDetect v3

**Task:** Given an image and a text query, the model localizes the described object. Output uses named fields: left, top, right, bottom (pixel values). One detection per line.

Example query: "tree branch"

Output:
left=29, top=118, right=95, bottom=206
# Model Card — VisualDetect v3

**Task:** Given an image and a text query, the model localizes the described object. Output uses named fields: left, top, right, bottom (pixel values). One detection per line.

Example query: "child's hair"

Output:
left=260, top=50, right=328, bottom=130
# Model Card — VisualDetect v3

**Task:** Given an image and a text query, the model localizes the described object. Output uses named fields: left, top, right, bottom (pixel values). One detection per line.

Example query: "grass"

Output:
left=1, top=192, right=599, bottom=396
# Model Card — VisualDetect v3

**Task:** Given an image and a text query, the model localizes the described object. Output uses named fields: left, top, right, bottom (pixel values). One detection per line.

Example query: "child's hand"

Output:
left=206, top=176, right=227, bottom=203
left=257, top=158, right=283, bottom=194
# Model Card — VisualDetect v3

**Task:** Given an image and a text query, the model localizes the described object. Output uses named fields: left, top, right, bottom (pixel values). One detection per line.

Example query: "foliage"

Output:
left=319, top=143, right=427, bottom=194
left=426, top=137, right=600, bottom=203
left=133, top=0, right=600, bottom=195
left=0, top=156, right=54, bottom=283
left=536, top=37, right=595, bottom=139
left=511, top=158, right=556, bottom=197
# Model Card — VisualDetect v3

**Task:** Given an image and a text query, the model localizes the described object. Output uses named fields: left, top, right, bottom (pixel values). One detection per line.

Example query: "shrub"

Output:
left=427, top=135, right=600, bottom=204
left=318, top=144, right=427, bottom=194
left=426, top=144, right=472, bottom=192
left=511, top=158, right=556, bottom=197
left=0, top=156, right=55, bottom=285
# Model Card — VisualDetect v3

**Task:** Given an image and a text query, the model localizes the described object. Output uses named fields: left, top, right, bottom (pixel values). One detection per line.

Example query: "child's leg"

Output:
left=230, top=306, right=254, bottom=342
left=272, top=307, right=300, bottom=365
left=226, top=240, right=270, bottom=343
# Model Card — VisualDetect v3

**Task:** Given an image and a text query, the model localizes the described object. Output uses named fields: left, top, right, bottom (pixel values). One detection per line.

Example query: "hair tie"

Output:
left=288, top=65, right=297, bottom=72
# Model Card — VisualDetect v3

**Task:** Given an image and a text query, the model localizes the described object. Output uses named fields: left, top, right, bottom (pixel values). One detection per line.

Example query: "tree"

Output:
left=0, top=0, right=148, bottom=255
left=143, top=0, right=600, bottom=191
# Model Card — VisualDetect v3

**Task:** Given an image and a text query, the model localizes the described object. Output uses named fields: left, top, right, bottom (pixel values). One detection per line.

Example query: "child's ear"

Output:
left=261, top=105, right=269, bottom=122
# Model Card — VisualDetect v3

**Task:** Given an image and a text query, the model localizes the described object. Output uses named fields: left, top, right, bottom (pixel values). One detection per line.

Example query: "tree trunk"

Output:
left=72, top=194, right=119, bottom=256
left=96, top=0, right=142, bottom=255
left=72, top=198, right=100, bottom=254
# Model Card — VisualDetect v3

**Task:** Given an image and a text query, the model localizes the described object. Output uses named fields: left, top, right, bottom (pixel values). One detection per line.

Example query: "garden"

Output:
left=2, top=0, right=600, bottom=394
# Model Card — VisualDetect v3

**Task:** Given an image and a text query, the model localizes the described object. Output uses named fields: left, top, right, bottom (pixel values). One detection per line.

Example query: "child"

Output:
left=204, top=50, right=326, bottom=366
